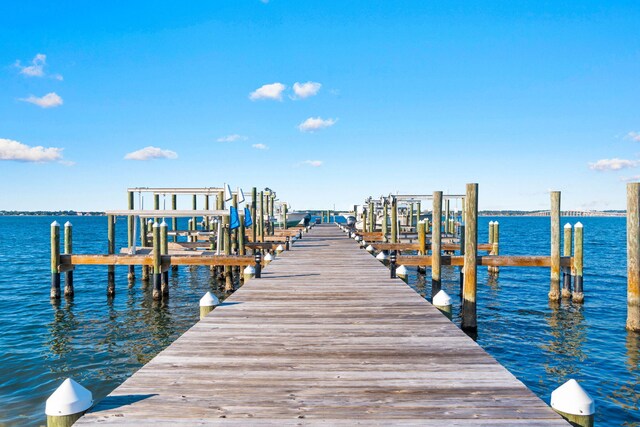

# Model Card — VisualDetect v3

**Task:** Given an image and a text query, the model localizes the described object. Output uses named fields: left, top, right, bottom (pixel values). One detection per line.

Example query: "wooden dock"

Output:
left=76, top=224, right=567, bottom=426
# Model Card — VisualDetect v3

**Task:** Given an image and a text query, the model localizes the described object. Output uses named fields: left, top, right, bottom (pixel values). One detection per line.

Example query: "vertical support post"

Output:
left=160, top=221, right=169, bottom=296
left=50, top=221, right=61, bottom=299
left=283, top=203, right=288, bottom=230
left=391, top=197, right=398, bottom=244
left=627, top=182, right=640, bottom=331
left=417, top=220, right=426, bottom=255
left=390, top=251, right=397, bottom=279
left=224, top=224, right=233, bottom=292
left=573, top=222, right=584, bottom=303
left=127, top=191, right=135, bottom=281
left=550, top=191, right=561, bottom=301
left=64, top=222, right=74, bottom=297
left=408, top=203, right=413, bottom=227
left=232, top=194, right=238, bottom=253
left=259, top=191, right=265, bottom=243
left=459, top=223, right=466, bottom=296
left=562, top=223, right=573, bottom=299
left=445, top=199, right=450, bottom=236
left=270, top=194, right=275, bottom=235
left=381, top=200, right=388, bottom=242
left=255, top=251, right=262, bottom=278
left=369, top=201, right=375, bottom=232
left=462, top=183, right=478, bottom=331
left=192, top=194, right=197, bottom=241
left=153, top=194, right=160, bottom=221
left=432, top=191, right=442, bottom=296
left=171, top=194, right=177, bottom=243
left=204, top=194, right=210, bottom=231
left=251, top=187, right=257, bottom=244
left=141, top=216, right=149, bottom=281
left=107, top=214, right=115, bottom=297
left=238, top=216, right=246, bottom=256
left=152, top=221, right=161, bottom=300
left=416, top=201, right=421, bottom=229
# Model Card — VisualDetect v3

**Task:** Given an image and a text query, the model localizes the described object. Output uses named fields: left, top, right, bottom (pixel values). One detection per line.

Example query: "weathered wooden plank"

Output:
left=77, top=224, right=565, bottom=425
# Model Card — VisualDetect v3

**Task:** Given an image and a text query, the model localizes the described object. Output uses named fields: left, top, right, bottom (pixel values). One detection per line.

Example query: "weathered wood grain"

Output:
left=76, top=225, right=566, bottom=425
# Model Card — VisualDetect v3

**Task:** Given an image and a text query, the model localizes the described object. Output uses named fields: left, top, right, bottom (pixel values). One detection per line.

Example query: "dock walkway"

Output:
left=77, top=224, right=566, bottom=425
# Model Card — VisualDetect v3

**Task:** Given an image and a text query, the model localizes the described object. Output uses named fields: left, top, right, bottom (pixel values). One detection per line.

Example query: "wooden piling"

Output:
left=127, top=191, right=135, bottom=281
left=171, top=194, right=177, bottom=243
left=152, top=221, right=161, bottom=300
left=270, top=194, right=275, bottom=235
left=391, top=197, right=398, bottom=244
left=549, top=191, right=561, bottom=301
left=489, top=221, right=500, bottom=275
left=283, top=203, right=288, bottom=230
left=627, top=183, right=640, bottom=331
left=445, top=199, right=450, bottom=236
left=160, top=221, right=169, bottom=296
left=408, top=203, right=414, bottom=227
left=238, top=215, right=246, bottom=256
left=416, top=201, right=421, bottom=230
left=572, top=222, right=584, bottom=303
left=224, top=224, right=233, bottom=292
left=50, top=221, right=61, bottom=299
left=232, top=194, right=238, bottom=253
left=369, top=201, right=375, bottom=232
left=204, top=195, right=210, bottom=231
left=259, top=191, right=265, bottom=243
left=191, top=194, right=197, bottom=241
left=432, top=191, right=442, bottom=296
left=381, top=200, right=388, bottom=242
left=562, top=223, right=573, bottom=299
left=141, top=216, right=150, bottom=281
left=64, top=222, right=73, bottom=297
left=107, top=214, right=115, bottom=297
left=251, top=187, right=257, bottom=244
left=462, top=183, right=478, bottom=331
left=417, top=220, right=426, bottom=256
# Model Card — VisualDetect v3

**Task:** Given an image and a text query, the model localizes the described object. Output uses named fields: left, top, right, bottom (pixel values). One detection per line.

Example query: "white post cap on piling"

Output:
left=493, top=220, right=499, bottom=225
left=51, top=221, right=60, bottom=227
left=152, top=221, right=159, bottom=228
left=276, top=244, right=284, bottom=252
left=550, top=379, right=594, bottom=416
left=366, top=245, right=375, bottom=253
left=199, top=291, right=219, bottom=307
left=575, top=221, right=583, bottom=228
left=376, top=251, right=388, bottom=261
left=489, top=220, right=494, bottom=225
left=45, top=378, right=93, bottom=416
left=265, top=252, right=274, bottom=261
left=243, top=265, right=256, bottom=275
left=64, top=221, right=72, bottom=227
left=160, top=220, right=167, bottom=227
left=147, top=218, right=153, bottom=224
left=396, top=265, right=408, bottom=276
left=433, top=290, right=452, bottom=306
left=564, top=223, right=572, bottom=229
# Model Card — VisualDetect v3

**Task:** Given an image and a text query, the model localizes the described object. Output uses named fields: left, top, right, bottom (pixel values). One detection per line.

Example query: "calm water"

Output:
left=0, top=216, right=638, bottom=425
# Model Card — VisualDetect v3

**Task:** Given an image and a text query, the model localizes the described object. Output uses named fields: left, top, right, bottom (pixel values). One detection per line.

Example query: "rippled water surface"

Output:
left=1, top=216, right=639, bottom=425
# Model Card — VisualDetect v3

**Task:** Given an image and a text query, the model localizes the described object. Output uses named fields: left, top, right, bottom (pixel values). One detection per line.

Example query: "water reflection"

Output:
left=540, top=301, right=586, bottom=380
left=608, top=332, right=640, bottom=425
left=47, top=299, right=78, bottom=362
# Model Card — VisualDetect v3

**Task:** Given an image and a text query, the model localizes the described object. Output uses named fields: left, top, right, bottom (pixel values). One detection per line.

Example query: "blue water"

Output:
left=0, top=216, right=638, bottom=425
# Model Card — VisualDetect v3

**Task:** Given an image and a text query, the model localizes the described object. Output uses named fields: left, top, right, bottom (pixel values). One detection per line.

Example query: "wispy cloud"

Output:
left=588, top=158, right=638, bottom=171
left=621, top=175, right=640, bottom=182
left=249, top=83, right=286, bottom=101
left=19, top=92, right=63, bottom=108
left=15, top=54, right=63, bottom=80
left=0, top=138, right=64, bottom=162
left=124, top=146, right=178, bottom=161
left=292, top=81, right=321, bottom=99
left=252, top=143, right=268, bottom=150
left=625, top=131, right=640, bottom=142
left=300, top=160, right=323, bottom=167
left=298, top=117, right=336, bottom=132
left=217, top=134, right=248, bottom=142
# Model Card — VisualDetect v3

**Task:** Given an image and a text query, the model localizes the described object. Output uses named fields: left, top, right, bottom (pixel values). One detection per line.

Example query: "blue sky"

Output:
left=1, top=1, right=639, bottom=211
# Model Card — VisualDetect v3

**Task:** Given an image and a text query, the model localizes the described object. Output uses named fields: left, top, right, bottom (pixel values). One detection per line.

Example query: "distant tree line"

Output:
left=0, top=211, right=105, bottom=216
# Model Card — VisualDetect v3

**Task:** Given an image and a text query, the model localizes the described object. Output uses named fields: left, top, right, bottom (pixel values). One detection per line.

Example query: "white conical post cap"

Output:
left=564, top=223, right=572, bottom=229
left=276, top=244, right=284, bottom=253
left=160, top=221, right=168, bottom=227
left=64, top=221, right=72, bottom=227
left=376, top=252, right=388, bottom=260
left=45, top=378, right=93, bottom=416
left=243, top=265, right=256, bottom=275
left=353, top=235, right=359, bottom=240
left=550, top=379, right=595, bottom=416
left=396, top=265, right=408, bottom=276
left=199, top=291, right=219, bottom=307
left=51, top=221, right=60, bottom=227
left=433, top=290, right=452, bottom=306
left=575, top=221, right=583, bottom=228
left=366, top=245, right=375, bottom=253
left=265, top=253, right=274, bottom=261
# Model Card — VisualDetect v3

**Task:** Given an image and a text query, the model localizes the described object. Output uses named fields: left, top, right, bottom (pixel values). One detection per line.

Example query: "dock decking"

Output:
left=77, top=224, right=567, bottom=426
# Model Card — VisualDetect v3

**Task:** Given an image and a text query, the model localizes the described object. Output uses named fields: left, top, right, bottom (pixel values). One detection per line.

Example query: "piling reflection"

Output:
left=607, top=332, right=640, bottom=425
left=540, top=300, right=586, bottom=380
left=47, top=299, right=78, bottom=361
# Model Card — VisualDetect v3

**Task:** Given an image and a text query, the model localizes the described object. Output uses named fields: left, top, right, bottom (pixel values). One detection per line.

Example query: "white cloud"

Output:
left=217, top=134, right=248, bottom=142
left=621, top=175, right=640, bottom=182
left=252, top=143, right=268, bottom=150
left=124, top=146, right=178, bottom=161
left=15, top=54, right=62, bottom=80
left=298, top=117, right=336, bottom=132
left=0, top=138, right=63, bottom=162
left=20, top=92, right=63, bottom=108
left=301, top=160, right=323, bottom=167
left=626, top=131, right=640, bottom=142
left=292, top=81, right=321, bottom=99
left=588, top=158, right=638, bottom=171
left=249, top=82, right=286, bottom=101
